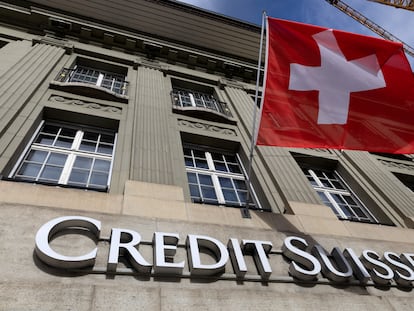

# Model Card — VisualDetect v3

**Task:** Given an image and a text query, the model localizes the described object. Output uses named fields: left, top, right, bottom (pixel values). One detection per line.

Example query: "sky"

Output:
left=177, top=0, right=414, bottom=67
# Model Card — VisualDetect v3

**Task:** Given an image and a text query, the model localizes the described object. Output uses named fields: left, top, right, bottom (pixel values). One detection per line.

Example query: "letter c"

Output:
left=35, top=216, right=101, bottom=269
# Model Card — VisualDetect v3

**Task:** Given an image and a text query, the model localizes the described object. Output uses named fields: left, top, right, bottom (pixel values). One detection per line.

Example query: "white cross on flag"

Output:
left=257, top=17, right=414, bottom=153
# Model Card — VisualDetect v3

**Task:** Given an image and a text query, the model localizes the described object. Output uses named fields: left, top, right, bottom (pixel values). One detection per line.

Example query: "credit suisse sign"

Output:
left=35, top=216, right=414, bottom=287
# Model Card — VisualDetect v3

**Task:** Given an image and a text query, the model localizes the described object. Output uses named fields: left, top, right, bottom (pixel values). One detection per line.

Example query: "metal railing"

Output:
left=56, top=67, right=128, bottom=96
left=171, top=88, right=233, bottom=118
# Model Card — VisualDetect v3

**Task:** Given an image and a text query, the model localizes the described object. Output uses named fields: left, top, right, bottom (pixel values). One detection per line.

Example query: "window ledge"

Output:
left=173, top=106, right=237, bottom=125
left=50, top=81, right=128, bottom=103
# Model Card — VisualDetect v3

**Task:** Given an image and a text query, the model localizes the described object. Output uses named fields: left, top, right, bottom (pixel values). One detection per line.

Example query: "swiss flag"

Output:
left=257, top=17, right=414, bottom=154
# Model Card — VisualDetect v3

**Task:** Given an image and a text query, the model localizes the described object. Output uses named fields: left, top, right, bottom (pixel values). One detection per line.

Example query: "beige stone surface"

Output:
left=2, top=203, right=414, bottom=310
left=124, top=180, right=185, bottom=201
left=296, top=215, right=350, bottom=236
left=345, top=221, right=414, bottom=243
left=288, top=201, right=338, bottom=219
left=93, top=284, right=161, bottom=311
left=123, top=195, right=188, bottom=220
left=0, top=282, right=94, bottom=311
left=0, top=180, right=123, bottom=214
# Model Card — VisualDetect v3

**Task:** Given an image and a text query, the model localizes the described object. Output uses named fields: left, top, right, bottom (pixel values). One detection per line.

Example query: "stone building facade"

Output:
left=1, top=0, right=414, bottom=310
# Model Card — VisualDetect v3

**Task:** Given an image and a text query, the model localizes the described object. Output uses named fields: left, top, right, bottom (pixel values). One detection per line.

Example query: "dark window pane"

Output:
left=211, top=153, right=223, bottom=161
left=60, top=128, right=77, bottom=138
left=338, top=204, right=353, bottom=217
left=189, top=184, right=200, bottom=198
left=97, top=144, right=113, bottom=155
left=201, top=186, right=217, bottom=200
left=223, top=189, right=238, bottom=202
left=18, top=163, right=41, bottom=177
left=47, top=153, right=67, bottom=166
left=40, top=166, right=62, bottom=181
left=315, top=171, right=325, bottom=178
left=73, top=157, right=93, bottom=169
left=26, top=150, right=48, bottom=163
left=55, top=137, right=73, bottom=148
left=42, top=124, right=60, bottom=134
left=195, top=159, right=208, bottom=169
left=79, top=141, right=97, bottom=152
left=352, top=207, right=368, bottom=218
left=219, top=177, right=233, bottom=188
left=331, top=181, right=345, bottom=190
left=198, top=174, right=213, bottom=186
left=187, top=172, right=197, bottom=184
left=183, top=148, right=192, bottom=156
left=343, top=196, right=357, bottom=205
left=68, top=169, right=89, bottom=184
left=234, top=180, right=247, bottom=190
left=237, top=191, right=248, bottom=203
left=83, top=132, right=99, bottom=141
left=100, top=134, right=115, bottom=144
left=324, top=172, right=336, bottom=179
left=214, top=162, right=227, bottom=172
left=93, top=159, right=111, bottom=172
left=35, top=134, right=55, bottom=145
left=193, top=150, right=206, bottom=159
left=320, top=179, right=331, bottom=188
left=332, top=194, right=345, bottom=204
left=185, top=157, right=194, bottom=167
left=90, top=172, right=108, bottom=186
left=224, top=155, right=237, bottom=163
left=228, top=164, right=241, bottom=174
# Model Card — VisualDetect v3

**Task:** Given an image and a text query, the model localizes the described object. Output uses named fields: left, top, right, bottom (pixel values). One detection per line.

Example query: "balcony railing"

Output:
left=56, top=67, right=128, bottom=96
left=171, top=88, right=233, bottom=119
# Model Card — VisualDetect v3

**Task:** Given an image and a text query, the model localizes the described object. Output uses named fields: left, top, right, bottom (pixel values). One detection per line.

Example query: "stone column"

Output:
left=0, top=41, right=66, bottom=170
left=130, top=63, right=175, bottom=185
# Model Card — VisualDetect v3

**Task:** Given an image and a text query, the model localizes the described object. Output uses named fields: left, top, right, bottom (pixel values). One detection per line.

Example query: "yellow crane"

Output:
left=368, top=0, right=414, bottom=11
left=326, top=0, right=414, bottom=57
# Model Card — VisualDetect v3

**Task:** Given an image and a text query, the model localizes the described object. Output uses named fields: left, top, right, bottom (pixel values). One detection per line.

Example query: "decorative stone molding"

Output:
left=134, top=58, right=169, bottom=72
left=377, top=159, right=414, bottom=172
left=33, top=35, right=74, bottom=54
left=49, top=95, right=122, bottom=114
left=304, top=148, right=333, bottom=155
left=219, top=78, right=244, bottom=89
left=177, top=119, right=237, bottom=136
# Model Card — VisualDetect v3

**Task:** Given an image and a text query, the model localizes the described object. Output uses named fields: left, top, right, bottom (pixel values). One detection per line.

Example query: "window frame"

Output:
left=183, top=145, right=261, bottom=209
left=171, top=85, right=234, bottom=122
left=67, top=65, right=128, bottom=96
left=302, top=168, right=378, bottom=223
left=9, top=120, right=117, bottom=191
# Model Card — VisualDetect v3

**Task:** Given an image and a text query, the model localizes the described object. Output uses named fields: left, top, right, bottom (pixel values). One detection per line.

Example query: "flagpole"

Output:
left=243, top=10, right=267, bottom=218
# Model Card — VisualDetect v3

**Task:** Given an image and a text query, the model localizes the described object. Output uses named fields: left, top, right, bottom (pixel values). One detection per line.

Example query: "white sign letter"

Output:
left=35, top=216, right=101, bottom=269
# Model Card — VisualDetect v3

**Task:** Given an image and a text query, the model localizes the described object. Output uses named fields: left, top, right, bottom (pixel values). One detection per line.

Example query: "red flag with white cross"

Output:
left=257, top=17, right=414, bottom=154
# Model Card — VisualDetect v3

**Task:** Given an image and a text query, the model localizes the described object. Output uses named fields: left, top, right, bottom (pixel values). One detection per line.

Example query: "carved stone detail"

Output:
left=33, top=35, right=74, bottom=54
left=378, top=159, right=414, bottom=172
left=178, top=119, right=236, bottom=136
left=304, top=148, right=333, bottom=154
left=49, top=95, right=122, bottom=114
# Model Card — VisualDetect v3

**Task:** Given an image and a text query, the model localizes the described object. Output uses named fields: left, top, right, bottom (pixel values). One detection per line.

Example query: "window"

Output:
left=302, top=168, right=377, bottom=223
left=11, top=121, right=116, bottom=191
left=172, top=87, right=232, bottom=118
left=184, top=146, right=255, bottom=208
left=56, top=64, right=128, bottom=96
